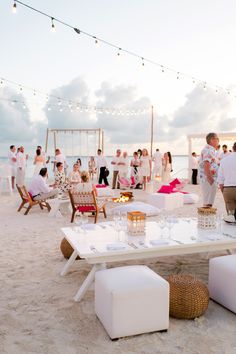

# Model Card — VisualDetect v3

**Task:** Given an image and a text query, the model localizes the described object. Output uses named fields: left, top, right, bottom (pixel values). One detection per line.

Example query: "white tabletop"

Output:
left=61, top=219, right=236, bottom=264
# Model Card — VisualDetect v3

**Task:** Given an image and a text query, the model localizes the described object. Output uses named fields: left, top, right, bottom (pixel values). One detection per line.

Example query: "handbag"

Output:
left=105, top=168, right=109, bottom=177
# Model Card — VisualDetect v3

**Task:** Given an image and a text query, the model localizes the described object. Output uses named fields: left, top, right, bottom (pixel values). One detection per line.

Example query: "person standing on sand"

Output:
left=96, top=149, right=109, bottom=185
left=218, top=142, right=236, bottom=221
left=16, top=146, right=28, bottom=186
left=111, top=149, right=122, bottom=189
left=190, top=152, right=198, bottom=185
left=8, top=145, right=17, bottom=190
left=152, top=148, right=162, bottom=178
left=199, top=132, right=219, bottom=207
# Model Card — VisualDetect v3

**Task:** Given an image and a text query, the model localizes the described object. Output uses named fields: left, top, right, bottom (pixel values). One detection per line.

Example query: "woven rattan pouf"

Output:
left=60, top=238, right=80, bottom=260
left=167, top=274, right=209, bottom=319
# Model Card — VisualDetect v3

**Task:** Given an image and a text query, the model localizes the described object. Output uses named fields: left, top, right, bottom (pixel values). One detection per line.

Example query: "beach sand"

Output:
left=1, top=184, right=236, bottom=354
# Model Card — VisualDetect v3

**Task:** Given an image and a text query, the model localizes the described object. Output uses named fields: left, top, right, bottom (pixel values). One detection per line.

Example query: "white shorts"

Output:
left=201, top=181, right=217, bottom=205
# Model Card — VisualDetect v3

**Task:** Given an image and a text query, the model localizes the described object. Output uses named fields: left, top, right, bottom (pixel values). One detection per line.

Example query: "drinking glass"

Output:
left=166, top=216, right=175, bottom=239
left=81, top=214, right=89, bottom=233
left=74, top=212, right=82, bottom=232
left=159, top=216, right=166, bottom=238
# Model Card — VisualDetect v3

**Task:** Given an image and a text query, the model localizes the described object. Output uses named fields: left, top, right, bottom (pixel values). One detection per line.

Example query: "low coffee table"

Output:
left=60, top=219, right=236, bottom=301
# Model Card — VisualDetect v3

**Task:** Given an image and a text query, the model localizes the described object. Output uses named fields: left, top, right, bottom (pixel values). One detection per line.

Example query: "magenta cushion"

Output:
left=169, top=178, right=181, bottom=187
left=157, top=185, right=174, bottom=194
left=77, top=206, right=96, bottom=212
left=120, top=177, right=130, bottom=186
left=131, top=176, right=135, bottom=185
left=96, top=184, right=107, bottom=188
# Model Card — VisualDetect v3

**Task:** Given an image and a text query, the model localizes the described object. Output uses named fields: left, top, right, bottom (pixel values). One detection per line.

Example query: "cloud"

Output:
left=0, top=86, right=36, bottom=148
left=171, top=85, right=233, bottom=134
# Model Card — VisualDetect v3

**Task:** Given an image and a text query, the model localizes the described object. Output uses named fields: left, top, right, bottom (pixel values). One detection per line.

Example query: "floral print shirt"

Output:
left=199, top=144, right=219, bottom=183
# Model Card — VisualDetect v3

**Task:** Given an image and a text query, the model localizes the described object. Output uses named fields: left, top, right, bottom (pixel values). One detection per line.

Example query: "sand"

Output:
left=0, top=184, right=236, bottom=354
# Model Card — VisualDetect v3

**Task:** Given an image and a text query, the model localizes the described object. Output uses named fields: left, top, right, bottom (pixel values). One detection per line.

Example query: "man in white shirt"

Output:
left=96, top=149, right=109, bottom=185
left=16, top=146, right=28, bottom=186
left=219, top=144, right=231, bottom=160
left=190, top=152, right=198, bottom=185
left=152, top=148, right=162, bottom=178
left=8, top=145, right=17, bottom=189
left=111, top=149, right=121, bottom=189
left=29, top=167, right=58, bottom=201
left=218, top=142, right=236, bottom=221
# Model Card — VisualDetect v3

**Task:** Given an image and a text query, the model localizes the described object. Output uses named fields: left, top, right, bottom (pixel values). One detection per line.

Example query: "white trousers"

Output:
left=16, top=168, right=25, bottom=186
left=201, top=181, right=217, bottom=205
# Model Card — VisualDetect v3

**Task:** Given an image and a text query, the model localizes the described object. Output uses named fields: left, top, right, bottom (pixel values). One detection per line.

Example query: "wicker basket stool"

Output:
left=60, top=238, right=80, bottom=260
left=167, top=274, right=209, bottom=319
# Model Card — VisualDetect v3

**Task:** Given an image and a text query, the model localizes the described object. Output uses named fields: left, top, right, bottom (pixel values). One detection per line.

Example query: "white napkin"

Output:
left=150, top=239, right=169, bottom=246
left=107, top=243, right=126, bottom=250
left=83, top=224, right=96, bottom=230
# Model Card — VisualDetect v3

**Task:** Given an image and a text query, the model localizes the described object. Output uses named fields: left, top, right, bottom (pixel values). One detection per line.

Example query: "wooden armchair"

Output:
left=17, top=185, right=51, bottom=215
left=69, top=190, right=107, bottom=223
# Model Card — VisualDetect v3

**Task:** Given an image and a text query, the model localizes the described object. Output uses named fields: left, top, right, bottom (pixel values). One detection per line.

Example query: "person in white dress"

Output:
left=8, top=145, right=17, bottom=190
left=119, top=151, right=129, bottom=178
left=88, top=156, right=97, bottom=181
left=161, top=152, right=172, bottom=183
left=33, top=148, right=46, bottom=176
left=152, top=148, right=162, bottom=178
left=16, top=146, right=28, bottom=186
left=67, top=163, right=81, bottom=187
left=140, top=148, right=152, bottom=191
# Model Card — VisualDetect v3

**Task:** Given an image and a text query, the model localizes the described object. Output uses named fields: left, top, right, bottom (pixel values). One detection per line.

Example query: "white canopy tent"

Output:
left=187, top=132, right=236, bottom=180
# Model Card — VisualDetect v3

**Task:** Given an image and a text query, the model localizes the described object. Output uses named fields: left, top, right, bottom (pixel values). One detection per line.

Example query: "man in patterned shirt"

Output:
left=199, top=132, right=219, bottom=207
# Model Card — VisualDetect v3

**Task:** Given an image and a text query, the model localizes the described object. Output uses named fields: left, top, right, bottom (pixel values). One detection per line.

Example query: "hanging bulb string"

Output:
left=12, top=0, right=233, bottom=95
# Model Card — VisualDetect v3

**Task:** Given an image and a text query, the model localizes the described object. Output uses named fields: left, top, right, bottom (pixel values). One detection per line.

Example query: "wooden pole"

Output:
left=45, top=128, right=49, bottom=153
left=53, top=131, right=57, bottom=151
left=150, top=105, right=154, bottom=157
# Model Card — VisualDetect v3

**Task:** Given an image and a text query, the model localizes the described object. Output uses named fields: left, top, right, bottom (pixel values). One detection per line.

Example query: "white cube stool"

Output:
left=95, top=265, right=169, bottom=339
left=209, top=255, right=236, bottom=313
left=148, top=192, right=184, bottom=210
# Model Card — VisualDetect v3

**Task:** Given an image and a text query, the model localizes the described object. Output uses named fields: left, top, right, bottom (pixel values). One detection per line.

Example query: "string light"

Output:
left=12, top=1, right=17, bottom=13
left=93, top=36, right=99, bottom=47
left=51, top=17, right=56, bottom=32
left=141, top=58, right=145, bottom=67
left=10, top=1, right=236, bottom=97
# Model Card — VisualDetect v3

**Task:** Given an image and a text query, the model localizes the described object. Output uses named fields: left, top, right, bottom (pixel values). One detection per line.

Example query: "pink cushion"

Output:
left=157, top=185, right=174, bottom=194
left=77, top=206, right=96, bottom=212
left=96, top=184, right=107, bottom=188
left=170, top=178, right=181, bottom=187
left=28, top=192, right=33, bottom=199
left=120, top=177, right=130, bottom=186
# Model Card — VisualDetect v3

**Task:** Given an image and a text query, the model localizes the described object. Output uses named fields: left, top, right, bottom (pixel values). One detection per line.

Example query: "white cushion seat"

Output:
left=209, top=255, right=236, bottom=313
left=183, top=193, right=199, bottom=204
left=95, top=265, right=169, bottom=339
left=111, top=201, right=160, bottom=216
left=148, top=192, right=184, bottom=210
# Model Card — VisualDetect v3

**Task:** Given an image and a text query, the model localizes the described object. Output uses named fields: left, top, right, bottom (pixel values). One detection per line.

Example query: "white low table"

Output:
left=61, top=219, right=236, bottom=302
left=148, top=192, right=184, bottom=210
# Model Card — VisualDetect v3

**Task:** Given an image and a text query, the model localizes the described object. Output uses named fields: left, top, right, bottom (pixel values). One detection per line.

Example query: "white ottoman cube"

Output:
left=95, top=265, right=169, bottom=339
left=209, top=255, right=236, bottom=313
left=148, top=192, right=184, bottom=210
left=183, top=193, right=199, bottom=204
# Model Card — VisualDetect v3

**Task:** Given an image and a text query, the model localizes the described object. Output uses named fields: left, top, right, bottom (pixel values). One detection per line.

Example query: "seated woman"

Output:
left=74, top=170, right=97, bottom=195
left=54, top=162, right=70, bottom=192
left=67, top=163, right=81, bottom=185
left=88, top=156, right=97, bottom=180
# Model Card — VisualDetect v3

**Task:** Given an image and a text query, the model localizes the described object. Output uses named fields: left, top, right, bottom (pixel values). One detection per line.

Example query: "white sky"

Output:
left=1, top=0, right=236, bottom=154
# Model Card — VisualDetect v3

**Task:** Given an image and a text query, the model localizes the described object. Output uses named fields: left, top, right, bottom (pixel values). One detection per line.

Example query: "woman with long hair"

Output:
left=161, top=151, right=172, bottom=183
left=140, top=148, right=152, bottom=191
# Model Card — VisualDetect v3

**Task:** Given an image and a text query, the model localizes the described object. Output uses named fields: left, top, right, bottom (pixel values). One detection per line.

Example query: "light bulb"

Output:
left=12, top=1, right=17, bottom=13
left=51, top=17, right=56, bottom=32
left=117, top=48, right=122, bottom=58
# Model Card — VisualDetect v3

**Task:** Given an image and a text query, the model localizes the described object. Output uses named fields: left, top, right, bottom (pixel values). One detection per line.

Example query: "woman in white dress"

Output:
left=161, top=152, right=172, bottom=183
left=33, top=148, right=45, bottom=176
left=67, top=163, right=81, bottom=190
left=140, top=148, right=152, bottom=191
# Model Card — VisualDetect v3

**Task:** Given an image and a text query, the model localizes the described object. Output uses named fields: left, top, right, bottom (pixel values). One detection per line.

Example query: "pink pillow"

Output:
left=170, top=178, right=181, bottom=187
left=96, top=184, right=107, bottom=188
left=77, top=206, right=96, bottom=212
left=120, top=177, right=130, bottom=186
left=131, top=176, right=135, bottom=185
left=157, top=185, right=174, bottom=194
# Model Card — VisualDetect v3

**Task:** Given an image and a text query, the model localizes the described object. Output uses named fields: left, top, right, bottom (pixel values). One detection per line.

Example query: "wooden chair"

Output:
left=69, top=190, right=107, bottom=223
left=16, top=185, right=51, bottom=215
